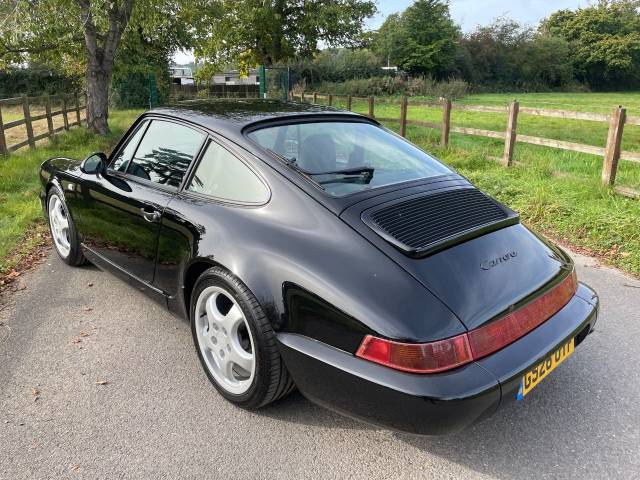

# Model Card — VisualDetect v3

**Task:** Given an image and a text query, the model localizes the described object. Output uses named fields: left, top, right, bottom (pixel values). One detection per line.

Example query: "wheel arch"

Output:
left=182, top=257, right=227, bottom=317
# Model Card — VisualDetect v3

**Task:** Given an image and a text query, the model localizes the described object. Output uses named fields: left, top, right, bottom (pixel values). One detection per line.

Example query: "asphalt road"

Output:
left=1, top=248, right=639, bottom=480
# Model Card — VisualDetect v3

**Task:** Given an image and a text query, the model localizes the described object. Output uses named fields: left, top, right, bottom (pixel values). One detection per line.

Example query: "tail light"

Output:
left=356, top=269, right=577, bottom=374
left=356, top=333, right=473, bottom=374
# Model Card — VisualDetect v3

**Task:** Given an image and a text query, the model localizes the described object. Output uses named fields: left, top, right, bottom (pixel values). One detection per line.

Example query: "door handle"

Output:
left=141, top=207, right=161, bottom=223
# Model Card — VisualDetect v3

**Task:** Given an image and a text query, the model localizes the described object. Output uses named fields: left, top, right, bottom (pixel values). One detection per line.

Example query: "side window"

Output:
left=109, top=120, right=148, bottom=172
left=187, top=141, right=269, bottom=204
left=126, top=120, right=205, bottom=188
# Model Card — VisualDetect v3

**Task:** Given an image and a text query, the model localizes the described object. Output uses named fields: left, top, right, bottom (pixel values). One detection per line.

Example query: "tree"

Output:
left=192, top=0, right=377, bottom=81
left=543, top=0, right=640, bottom=89
left=0, top=0, right=191, bottom=134
left=457, top=18, right=573, bottom=90
left=373, top=0, right=460, bottom=77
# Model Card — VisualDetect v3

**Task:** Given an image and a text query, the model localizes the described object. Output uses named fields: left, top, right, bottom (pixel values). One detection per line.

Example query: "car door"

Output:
left=74, top=117, right=207, bottom=284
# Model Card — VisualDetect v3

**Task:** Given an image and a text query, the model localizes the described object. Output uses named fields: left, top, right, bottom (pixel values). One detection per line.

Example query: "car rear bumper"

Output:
left=277, top=282, right=598, bottom=435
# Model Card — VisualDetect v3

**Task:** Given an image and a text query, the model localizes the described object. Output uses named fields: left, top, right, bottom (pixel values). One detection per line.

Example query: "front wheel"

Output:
left=47, top=186, right=85, bottom=266
left=190, top=267, right=294, bottom=408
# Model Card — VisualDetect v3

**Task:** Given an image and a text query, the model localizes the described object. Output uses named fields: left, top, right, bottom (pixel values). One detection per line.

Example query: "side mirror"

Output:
left=80, top=152, right=108, bottom=175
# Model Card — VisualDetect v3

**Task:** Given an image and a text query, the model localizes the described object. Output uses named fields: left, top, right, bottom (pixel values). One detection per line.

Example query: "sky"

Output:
left=173, top=0, right=590, bottom=64
left=368, top=0, right=589, bottom=32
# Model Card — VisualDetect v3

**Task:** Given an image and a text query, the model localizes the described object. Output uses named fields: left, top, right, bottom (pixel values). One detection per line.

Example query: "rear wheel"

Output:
left=190, top=267, right=294, bottom=408
left=47, top=186, right=85, bottom=266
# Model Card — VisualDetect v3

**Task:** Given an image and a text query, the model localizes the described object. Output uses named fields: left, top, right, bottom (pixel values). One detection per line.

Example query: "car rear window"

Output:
left=247, top=121, right=451, bottom=196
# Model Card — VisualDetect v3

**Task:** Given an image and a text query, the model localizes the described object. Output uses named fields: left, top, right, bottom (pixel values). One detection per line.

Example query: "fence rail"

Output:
left=0, top=93, right=86, bottom=155
left=292, top=92, right=639, bottom=198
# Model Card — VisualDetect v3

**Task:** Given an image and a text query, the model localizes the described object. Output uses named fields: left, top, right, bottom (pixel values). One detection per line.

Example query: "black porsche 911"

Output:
left=40, top=99, right=599, bottom=435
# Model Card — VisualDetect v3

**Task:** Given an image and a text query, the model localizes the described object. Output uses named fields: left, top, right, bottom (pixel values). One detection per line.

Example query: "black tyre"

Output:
left=190, top=266, right=294, bottom=408
left=46, top=186, right=85, bottom=266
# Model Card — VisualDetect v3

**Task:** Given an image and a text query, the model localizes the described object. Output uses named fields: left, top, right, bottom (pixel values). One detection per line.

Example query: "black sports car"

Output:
left=40, top=99, right=599, bottom=435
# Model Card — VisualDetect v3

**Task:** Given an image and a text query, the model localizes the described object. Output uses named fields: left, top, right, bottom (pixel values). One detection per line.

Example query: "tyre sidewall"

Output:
left=190, top=269, right=271, bottom=408
left=47, top=185, right=84, bottom=266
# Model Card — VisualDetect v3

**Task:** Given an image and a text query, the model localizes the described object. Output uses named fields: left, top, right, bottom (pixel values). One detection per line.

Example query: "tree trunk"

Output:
left=86, top=64, right=111, bottom=134
left=78, top=0, right=134, bottom=135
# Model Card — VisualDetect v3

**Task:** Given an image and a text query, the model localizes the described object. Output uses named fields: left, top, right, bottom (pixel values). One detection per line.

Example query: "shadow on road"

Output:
left=258, top=389, right=377, bottom=432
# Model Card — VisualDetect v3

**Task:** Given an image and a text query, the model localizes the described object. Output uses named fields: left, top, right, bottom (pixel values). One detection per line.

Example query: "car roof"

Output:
left=149, top=99, right=373, bottom=141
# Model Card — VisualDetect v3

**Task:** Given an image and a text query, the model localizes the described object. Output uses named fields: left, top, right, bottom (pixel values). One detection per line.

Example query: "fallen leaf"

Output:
left=87, top=282, right=94, bottom=287
left=31, top=387, right=39, bottom=396
left=79, top=332, right=89, bottom=337
left=82, top=307, right=93, bottom=312
left=70, top=464, right=80, bottom=471
left=95, top=380, right=108, bottom=385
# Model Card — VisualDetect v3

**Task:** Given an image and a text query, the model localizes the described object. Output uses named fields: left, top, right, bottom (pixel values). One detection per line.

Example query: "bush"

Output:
left=0, top=66, right=80, bottom=98
left=111, top=69, right=171, bottom=108
left=301, top=76, right=470, bottom=99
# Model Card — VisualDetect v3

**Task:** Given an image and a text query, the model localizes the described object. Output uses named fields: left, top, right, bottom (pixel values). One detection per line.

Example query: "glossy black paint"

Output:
left=279, top=283, right=598, bottom=435
left=39, top=99, right=599, bottom=434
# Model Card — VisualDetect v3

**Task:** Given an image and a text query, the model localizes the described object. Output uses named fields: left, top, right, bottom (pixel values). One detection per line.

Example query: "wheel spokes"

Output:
left=195, top=286, right=256, bottom=394
left=49, top=196, right=71, bottom=256
left=228, top=341, right=253, bottom=373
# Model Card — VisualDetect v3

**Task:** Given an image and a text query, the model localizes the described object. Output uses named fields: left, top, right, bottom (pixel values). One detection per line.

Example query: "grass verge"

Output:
left=0, top=109, right=143, bottom=274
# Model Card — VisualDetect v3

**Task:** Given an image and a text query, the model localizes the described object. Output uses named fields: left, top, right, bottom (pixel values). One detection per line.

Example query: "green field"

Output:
left=1, top=93, right=639, bottom=278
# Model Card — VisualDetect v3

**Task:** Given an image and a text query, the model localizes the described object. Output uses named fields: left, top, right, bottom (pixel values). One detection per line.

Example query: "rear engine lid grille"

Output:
left=363, top=187, right=519, bottom=257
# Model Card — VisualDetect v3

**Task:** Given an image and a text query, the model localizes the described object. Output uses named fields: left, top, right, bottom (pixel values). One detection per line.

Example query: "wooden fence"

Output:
left=293, top=92, right=640, bottom=198
left=0, top=93, right=87, bottom=155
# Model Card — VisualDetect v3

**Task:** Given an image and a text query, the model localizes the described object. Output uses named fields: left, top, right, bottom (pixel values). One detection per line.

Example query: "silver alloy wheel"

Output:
left=195, top=286, right=256, bottom=395
left=48, top=194, right=71, bottom=258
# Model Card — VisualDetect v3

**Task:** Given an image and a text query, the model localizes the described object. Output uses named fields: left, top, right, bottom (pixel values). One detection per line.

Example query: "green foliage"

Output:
left=373, top=0, right=460, bottom=77
left=1, top=0, right=194, bottom=132
left=308, top=76, right=469, bottom=98
left=192, top=0, right=377, bottom=79
left=543, top=0, right=640, bottom=89
left=0, top=65, right=79, bottom=98
left=457, top=18, right=574, bottom=91
left=289, top=48, right=384, bottom=87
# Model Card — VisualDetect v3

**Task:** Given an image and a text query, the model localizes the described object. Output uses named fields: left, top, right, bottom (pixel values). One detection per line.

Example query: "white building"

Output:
left=212, top=69, right=260, bottom=85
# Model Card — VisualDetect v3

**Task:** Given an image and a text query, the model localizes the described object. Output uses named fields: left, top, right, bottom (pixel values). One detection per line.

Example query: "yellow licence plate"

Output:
left=517, top=338, right=574, bottom=400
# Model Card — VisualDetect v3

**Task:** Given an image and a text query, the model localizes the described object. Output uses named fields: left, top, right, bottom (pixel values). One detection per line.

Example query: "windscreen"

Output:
left=247, top=121, right=452, bottom=196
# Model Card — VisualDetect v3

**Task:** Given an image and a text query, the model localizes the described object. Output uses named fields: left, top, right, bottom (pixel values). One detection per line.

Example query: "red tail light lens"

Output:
left=355, top=333, right=473, bottom=373
left=467, top=269, right=577, bottom=360
left=356, top=270, right=577, bottom=374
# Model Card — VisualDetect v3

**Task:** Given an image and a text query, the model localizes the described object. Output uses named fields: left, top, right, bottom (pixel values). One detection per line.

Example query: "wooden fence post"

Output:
left=22, top=95, right=35, bottom=149
left=503, top=100, right=519, bottom=166
left=44, top=95, right=54, bottom=136
left=347, top=95, right=352, bottom=111
left=301, top=91, right=305, bottom=102
left=602, top=106, right=626, bottom=186
left=313, top=92, right=317, bottom=104
left=368, top=96, right=375, bottom=118
left=399, top=96, right=408, bottom=137
left=0, top=105, right=7, bottom=155
left=75, top=93, right=81, bottom=125
left=328, top=94, right=333, bottom=106
left=441, top=98, right=452, bottom=147
left=62, top=96, right=70, bottom=130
